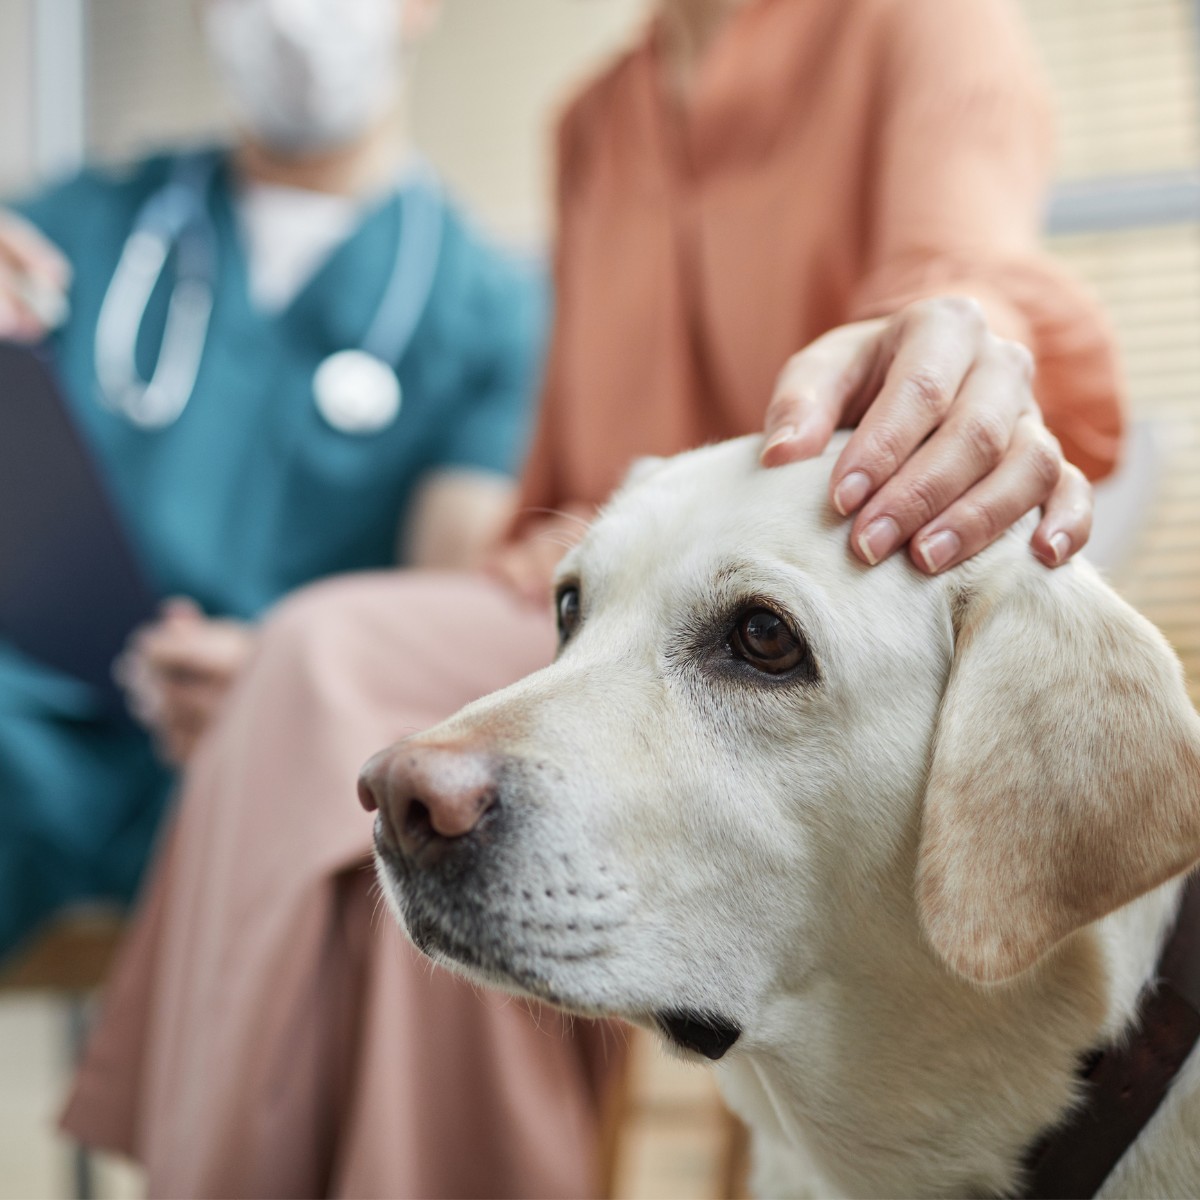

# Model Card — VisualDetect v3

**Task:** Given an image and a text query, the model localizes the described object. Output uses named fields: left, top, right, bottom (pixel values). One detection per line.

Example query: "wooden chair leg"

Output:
left=718, top=1106, right=750, bottom=1200
left=0, top=914, right=124, bottom=1200
left=597, top=1033, right=636, bottom=1198
left=66, top=993, right=96, bottom=1200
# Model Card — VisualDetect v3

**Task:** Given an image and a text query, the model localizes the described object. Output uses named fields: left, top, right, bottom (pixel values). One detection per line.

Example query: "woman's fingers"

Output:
left=829, top=297, right=993, bottom=516
left=160, top=728, right=198, bottom=768
left=159, top=595, right=204, bottom=622
left=114, top=644, right=164, bottom=724
left=483, top=514, right=589, bottom=607
left=158, top=674, right=226, bottom=727
left=846, top=342, right=1034, bottom=565
left=139, top=628, right=211, bottom=677
left=760, top=319, right=885, bottom=466
left=0, top=211, right=71, bottom=285
left=1031, top=462, right=1093, bottom=567
left=906, top=415, right=1069, bottom=574
left=763, top=295, right=1091, bottom=572
left=0, top=213, right=71, bottom=339
left=158, top=713, right=211, bottom=767
left=0, top=264, right=66, bottom=340
left=484, top=541, right=555, bottom=606
left=118, top=606, right=254, bottom=746
left=154, top=674, right=232, bottom=766
left=140, top=616, right=255, bottom=679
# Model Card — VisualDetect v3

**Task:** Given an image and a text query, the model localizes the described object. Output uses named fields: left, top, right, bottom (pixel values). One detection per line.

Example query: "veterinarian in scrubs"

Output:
left=0, top=0, right=543, bottom=960
left=63, top=1, right=1125, bottom=1196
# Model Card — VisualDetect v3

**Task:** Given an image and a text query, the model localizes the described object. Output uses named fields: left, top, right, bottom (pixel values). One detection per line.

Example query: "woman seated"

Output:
left=0, top=0, right=541, bottom=962
left=62, top=0, right=1122, bottom=1195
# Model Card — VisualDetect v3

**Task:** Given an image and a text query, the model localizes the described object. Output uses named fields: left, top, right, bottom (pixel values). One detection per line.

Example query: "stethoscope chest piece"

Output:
left=312, top=349, right=401, bottom=434
left=97, top=153, right=440, bottom=434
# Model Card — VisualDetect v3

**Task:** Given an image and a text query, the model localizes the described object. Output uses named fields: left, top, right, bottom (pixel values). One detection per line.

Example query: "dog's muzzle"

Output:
left=360, top=739, right=534, bottom=979
left=359, top=740, right=501, bottom=866
left=360, top=739, right=625, bottom=1002
left=361, top=739, right=743, bottom=1056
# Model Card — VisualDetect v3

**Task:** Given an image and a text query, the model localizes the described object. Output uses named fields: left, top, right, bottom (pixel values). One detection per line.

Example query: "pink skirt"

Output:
left=61, top=571, right=624, bottom=1198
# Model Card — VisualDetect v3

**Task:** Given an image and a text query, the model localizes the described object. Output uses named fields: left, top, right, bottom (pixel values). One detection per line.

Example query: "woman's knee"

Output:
left=246, top=568, right=552, bottom=723
left=252, top=572, right=420, bottom=697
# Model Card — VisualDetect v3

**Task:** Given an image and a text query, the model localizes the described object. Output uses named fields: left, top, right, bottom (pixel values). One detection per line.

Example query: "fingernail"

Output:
left=761, top=425, right=797, bottom=458
left=916, top=529, right=961, bottom=574
left=1046, top=531, right=1071, bottom=566
left=857, top=517, right=899, bottom=565
left=834, top=470, right=871, bottom=516
left=793, top=410, right=827, bottom=444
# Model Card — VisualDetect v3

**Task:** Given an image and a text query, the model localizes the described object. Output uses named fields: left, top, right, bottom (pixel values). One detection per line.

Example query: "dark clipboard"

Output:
left=0, top=341, right=159, bottom=709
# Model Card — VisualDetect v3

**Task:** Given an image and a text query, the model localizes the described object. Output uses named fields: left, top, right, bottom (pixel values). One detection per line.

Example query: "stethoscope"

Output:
left=93, top=151, right=444, bottom=434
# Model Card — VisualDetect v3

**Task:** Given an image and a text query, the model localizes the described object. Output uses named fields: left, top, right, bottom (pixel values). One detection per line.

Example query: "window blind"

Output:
left=1020, top=0, right=1200, bottom=700
left=1024, top=0, right=1199, bottom=179
left=84, top=0, right=227, bottom=163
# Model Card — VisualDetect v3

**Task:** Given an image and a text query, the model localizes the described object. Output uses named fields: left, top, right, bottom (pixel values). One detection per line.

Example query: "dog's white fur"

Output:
left=371, top=436, right=1200, bottom=1198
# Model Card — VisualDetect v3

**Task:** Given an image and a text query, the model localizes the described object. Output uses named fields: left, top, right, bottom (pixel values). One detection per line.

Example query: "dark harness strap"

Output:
left=1020, top=871, right=1200, bottom=1199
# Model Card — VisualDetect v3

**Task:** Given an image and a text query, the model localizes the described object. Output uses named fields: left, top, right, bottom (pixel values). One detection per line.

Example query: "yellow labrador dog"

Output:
left=362, top=436, right=1200, bottom=1198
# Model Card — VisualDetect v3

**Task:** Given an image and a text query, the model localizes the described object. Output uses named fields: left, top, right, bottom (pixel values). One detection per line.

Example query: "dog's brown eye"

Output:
left=730, top=608, right=806, bottom=674
left=557, top=585, right=581, bottom=642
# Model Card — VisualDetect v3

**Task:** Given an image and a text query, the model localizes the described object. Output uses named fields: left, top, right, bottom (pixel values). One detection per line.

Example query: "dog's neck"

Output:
left=716, top=877, right=1184, bottom=1198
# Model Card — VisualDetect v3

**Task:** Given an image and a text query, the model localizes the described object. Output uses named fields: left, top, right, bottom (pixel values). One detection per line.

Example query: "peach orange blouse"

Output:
left=516, top=0, right=1123, bottom=532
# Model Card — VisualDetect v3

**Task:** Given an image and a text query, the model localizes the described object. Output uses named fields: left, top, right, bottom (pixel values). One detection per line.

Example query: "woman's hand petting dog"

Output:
left=117, top=598, right=257, bottom=766
left=483, top=504, right=594, bottom=607
left=761, top=295, right=1093, bottom=574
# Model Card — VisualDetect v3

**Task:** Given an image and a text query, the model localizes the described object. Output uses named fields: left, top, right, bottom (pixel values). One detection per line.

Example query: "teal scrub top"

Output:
left=0, top=149, right=546, bottom=957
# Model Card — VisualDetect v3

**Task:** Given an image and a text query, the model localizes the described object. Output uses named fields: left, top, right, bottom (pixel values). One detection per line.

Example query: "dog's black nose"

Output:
left=359, top=742, right=500, bottom=861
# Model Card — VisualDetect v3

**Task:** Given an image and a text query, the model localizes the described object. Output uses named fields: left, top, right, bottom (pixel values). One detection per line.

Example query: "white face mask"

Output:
left=204, top=0, right=404, bottom=156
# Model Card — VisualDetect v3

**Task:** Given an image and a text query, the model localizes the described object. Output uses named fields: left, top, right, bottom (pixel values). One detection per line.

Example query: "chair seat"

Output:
left=0, top=910, right=125, bottom=992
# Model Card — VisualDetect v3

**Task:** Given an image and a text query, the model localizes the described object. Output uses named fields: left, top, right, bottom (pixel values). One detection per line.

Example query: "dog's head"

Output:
left=362, top=436, right=1200, bottom=1060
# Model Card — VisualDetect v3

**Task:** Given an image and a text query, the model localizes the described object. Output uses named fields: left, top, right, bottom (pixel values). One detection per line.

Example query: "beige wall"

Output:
left=5, top=2, right=1197, bottom=226
left=86, top=0, right=228, bottom=164
left=0, top=0, right=35, bottom=194
left=2, top=0, right=647, bottom=242
left=410, top=0, right=646, bottom=243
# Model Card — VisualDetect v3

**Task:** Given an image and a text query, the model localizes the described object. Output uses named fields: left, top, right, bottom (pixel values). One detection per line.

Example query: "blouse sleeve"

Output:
left=849, top=0, right=1125, bottom=480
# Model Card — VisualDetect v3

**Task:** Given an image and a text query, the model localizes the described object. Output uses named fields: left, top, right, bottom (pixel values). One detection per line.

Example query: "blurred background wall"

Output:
left=0, top=2, right=1198, bottom=1198
left=0, top=1, right=37, bottom=188
left=0, top=0, right=647, bottom=243
left=1030, top=0, right=1200, bottom=705
left=6, top=0, right=1193, bottom=714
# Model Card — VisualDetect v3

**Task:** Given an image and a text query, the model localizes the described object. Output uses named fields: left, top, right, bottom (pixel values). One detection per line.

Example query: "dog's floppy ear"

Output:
left=917, top=549, right=1200, bottom=984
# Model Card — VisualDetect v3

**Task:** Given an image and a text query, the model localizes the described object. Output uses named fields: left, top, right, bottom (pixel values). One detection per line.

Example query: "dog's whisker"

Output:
left=518, top=506, right=593, bottom=533
left=514, top=995, right=548, bottom=1039
left=598, top=1018, right=630, bottom=1064
left=369, top=888, right=389, bottom=932
left=533, top=532, right=579, bottom=551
